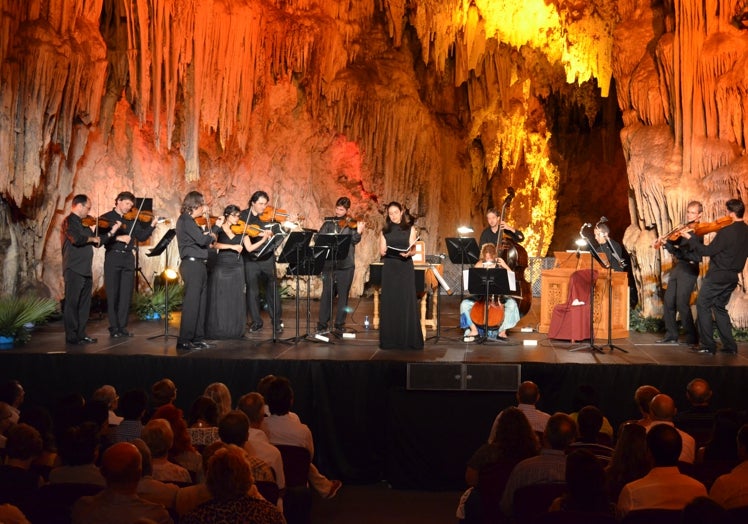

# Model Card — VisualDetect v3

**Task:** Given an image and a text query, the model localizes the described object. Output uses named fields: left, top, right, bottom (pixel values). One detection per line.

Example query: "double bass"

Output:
left=496, top=188, right=532, bottom=316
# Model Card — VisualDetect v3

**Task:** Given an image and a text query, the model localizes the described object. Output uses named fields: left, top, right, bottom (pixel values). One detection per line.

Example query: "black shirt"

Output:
left=479, top=227, right=524, bottom=247
left=318, top=218, right=361, bottom=270
left=61, top=213, right=104, bottom=277
left=240, top=210, right=278, bottom=261
left=688, top=221, right=748, bottom=276
left=100, top=209, right=156, bottom=253
left=176, top=213, right=214, bottom=260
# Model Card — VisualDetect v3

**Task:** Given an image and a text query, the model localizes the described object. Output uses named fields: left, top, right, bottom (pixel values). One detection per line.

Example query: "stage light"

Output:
left=457, top=226, right=474, bottom=236
left=163, top=267, right=178, bottom=281
left=575, top=238, right=586, bottom=247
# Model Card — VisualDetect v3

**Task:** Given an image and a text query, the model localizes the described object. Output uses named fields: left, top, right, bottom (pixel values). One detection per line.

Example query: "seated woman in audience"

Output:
left=458, top=407, right=539, bottom=523
left=549, top=449, right=615, bottom=515
left=604, top=422, right=650, bottom=503
left=181, top=445, right=284, bottom=524
left=18, top=406, right=57, bottom=480
left=153, top=403, right=203, bottom=482
left=187, top=396, right=220, bottom=452
left=141, top=418, right=192, bottom=484
left=204, top=383, right=232, bottom=421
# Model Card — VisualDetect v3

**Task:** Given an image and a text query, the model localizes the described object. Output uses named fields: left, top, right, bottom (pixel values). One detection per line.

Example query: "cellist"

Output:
left=460, top=244, right=521, bottom=343
left=479, top=207, right=525, bottom=247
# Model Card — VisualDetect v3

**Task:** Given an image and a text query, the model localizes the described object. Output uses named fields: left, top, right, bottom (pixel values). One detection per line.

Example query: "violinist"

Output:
left=459, top=244, right=520, bottom=343
left=205, top=204, right=271, bottom=339
left=176, top=191, right=223, bottom=351
left=100, top=191, right=158, bottom=338
left=61, top=194, right=121, bottom=345
left=316, top=197, right=364, bottom=333
left=681, top=198, right=748, bottom=355
left=593, top=222, right=638, bottom=309
left=652, top=201, right=703, bottom=345
left=240, top=191, right=283, bottom=334
left=479, top=207, right=524, bottom=247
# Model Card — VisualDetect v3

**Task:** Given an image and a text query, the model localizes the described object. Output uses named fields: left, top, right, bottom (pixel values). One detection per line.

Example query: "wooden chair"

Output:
left=275, top=444, right=313, bottom=524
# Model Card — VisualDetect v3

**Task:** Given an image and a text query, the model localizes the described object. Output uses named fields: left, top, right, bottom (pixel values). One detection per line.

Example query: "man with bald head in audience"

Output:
left=500, top=412, right=577, bottom=518
left=72, top=442, right=172, bottom=524
left=647, top=393, right=696, bottom=463
left=617, top=424, right=705, bottom=517
left=489, top=380, right=550, bottom=442
left=674, top=378, right=715, bottom=448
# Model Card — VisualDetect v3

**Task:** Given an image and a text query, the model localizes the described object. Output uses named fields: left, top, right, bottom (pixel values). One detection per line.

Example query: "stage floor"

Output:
left=6, top=295, right=747, bottom=367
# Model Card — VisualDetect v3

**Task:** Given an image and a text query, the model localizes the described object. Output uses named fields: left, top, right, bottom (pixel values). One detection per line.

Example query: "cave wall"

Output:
left=1, top=0, right=747, bottom=326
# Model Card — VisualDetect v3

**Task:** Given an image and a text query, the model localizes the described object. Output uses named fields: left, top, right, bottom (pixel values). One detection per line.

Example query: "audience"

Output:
left=130, top=438, right=179, bottom=510
left=648, top=393, right=696, bottom=463
left=218, top=410, right=277, bottom=486
left=71, top=442, right=172, bottom=524
left=203, top=382, right=232, bottom=421
left=549, top=449, right=615, bottom=516
left=17, top=405, right=57, bottom=479
left=148, top=378, right=177, bottom=420
left=110, top=389, right=148, bottom=444
left=0, top=401, right=14, bottom=448
left=181, top=445, right=285, bottom=524
left=698, top=408, right=741, bottom=463
left=709, top=423, right=748, bottom=508
left=0, top=424, right=43, bottom=505
left=237, top=392, right=286, bottom=492
left=567, top=405, right=614, bottom=465
left=568, top=384, right=614, bottom=440
left=674, top=378, right=715, bottom=449
left=617, top=424, right=706, bottom=517
left=0, top=380, right=24, bottom=424
left=141, top=418, right=192, bottom=484
left=489, top=380, right=551, bottom=441
left=682, top=496, right=731, bottom=524
left=186, top=395, right=220, bottom=450
left=631, top=385, right=660, bottom=427
left=152, top=403, right=203, bottom=482
left=48, top=422, right=105, bottom=486
left=500, top=412, right=576, bottom=517
left=605, top=422, right=651, bottom=503
left=91, top=385, right=124, bottom=427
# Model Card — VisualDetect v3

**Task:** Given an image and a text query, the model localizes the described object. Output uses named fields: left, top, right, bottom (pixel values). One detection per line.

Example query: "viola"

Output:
left=122, top=209, right=169, bottom=224
left=230, top=221, right=264, bottom=237
left=259, top=205, right=304, bottom=223
left=81, top=216, right=116, bottom=229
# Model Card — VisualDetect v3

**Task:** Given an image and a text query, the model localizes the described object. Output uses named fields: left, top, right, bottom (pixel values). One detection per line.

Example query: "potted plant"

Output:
left=132, top=284, right=184, bottom=320
left=0, top=295, right=58, bottom=346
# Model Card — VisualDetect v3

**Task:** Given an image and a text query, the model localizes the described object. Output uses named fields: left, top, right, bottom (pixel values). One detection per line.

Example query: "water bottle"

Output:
left=364, top=316, right=370, bottom=330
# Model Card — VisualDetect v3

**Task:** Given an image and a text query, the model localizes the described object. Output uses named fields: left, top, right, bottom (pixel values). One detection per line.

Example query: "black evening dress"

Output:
left=379, top=226, right=424, bottom=349
left=206, top=229, right=247, bottom=339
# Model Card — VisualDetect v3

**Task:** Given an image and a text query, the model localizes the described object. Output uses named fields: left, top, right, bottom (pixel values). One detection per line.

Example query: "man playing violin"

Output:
left=681, top=198, right=748, bottom=355
left=62, top=194, right=122, bottom=345
left=479, top=207, right=524, bottom=247
left=317, top=197, right=364, bottom=333
left=652, top=201, right=704, bottom=345
left=241, top=191, right=283, bottom=334
left=100, top=191, right=159, bottom=338
left=176, top=191, right=223, bottom=351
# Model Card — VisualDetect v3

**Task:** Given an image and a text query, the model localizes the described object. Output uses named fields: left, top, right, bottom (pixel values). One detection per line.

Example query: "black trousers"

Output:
left=244, top=257, right=281, bottom=326
left=104, top=251, right=135, bottom=332
left=319, top=266, right=354, bottom=328
left=663, top=263, right=698, bottom=343
left=696, top=273, right=738, bottom=351
left=63, top=268, right=92, bottom=342
left=179, top=259, right=208, bottom=344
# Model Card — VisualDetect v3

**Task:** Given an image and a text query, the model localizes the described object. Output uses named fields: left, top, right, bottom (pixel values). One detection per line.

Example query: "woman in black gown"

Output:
left=206, top=205, right=270, bottom=339
left=379, top=202, right=423, bottom=349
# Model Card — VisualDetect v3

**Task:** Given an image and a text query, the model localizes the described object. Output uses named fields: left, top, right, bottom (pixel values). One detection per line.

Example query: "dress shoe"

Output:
left=656, top=337, right=679, bottom=344
left=110, top=330, right=122, bottom=338
left=249, top=322, right=263, bottom=333
left=691, top=346, right=715, bottom=355
left=78, top=336, right=97, bottom=344
left=192, top=341, right=212, bottom=349
left=274, top=325, right=284, bottom=334
left=176, top=341, right=198, bottom=350
left=118, top=329, right=134, bottom=337
left=317, top=323, right=328, bottom=332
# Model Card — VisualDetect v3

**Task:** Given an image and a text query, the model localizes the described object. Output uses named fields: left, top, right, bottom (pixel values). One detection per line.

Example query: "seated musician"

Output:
left=460, top=244, right=520, bottom=342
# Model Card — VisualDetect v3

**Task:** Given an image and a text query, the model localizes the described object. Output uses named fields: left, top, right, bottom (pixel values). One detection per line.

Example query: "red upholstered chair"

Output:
left=548, top=269, right=598, bottom=343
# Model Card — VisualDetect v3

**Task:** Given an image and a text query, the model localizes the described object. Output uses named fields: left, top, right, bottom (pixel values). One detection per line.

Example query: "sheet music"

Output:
left=463, top=269, right=517, bottom=293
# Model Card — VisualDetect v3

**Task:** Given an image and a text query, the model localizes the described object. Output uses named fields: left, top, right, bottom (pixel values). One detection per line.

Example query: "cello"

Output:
left=495, top=188, right=532, bottom=316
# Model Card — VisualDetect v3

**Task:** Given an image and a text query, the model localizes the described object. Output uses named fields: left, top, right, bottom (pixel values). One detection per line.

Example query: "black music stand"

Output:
left=277, top=231, right=314, bottom=343
left=314, top=234, right=352, bottom=339
left=569, top=234, right=608, bottom=353
left=446, top=238, right=480, bottom=301
left=288, top=244, right=326, bottom=343
left=145, top=229, right=177, bottom=341
left=468, top=267, right=511, bottom=344
left=599, top=239, right=629, bottom=354
left=425, top=263, right=453, bottom=343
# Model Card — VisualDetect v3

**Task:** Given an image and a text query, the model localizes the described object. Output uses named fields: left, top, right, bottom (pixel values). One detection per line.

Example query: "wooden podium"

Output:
left=539, top=251, right=629, bottom=339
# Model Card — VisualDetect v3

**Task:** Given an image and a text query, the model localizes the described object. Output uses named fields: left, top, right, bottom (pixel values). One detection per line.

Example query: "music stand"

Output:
left=277, top=231, right=314, bottom=343
left=288, top=244, right=325, bottom=343
left=468, top=267, right=511, bottom=344
left=569, top=234, right=608, bottom=353
left=446, top=238, right=480, bottom=301
left=599, top=239, right=629, bottom=354
left=145, top=229, right=177, bottom=341
left=314, top=234, right=352, bottom=339
left=130, top=197, right=154, bottom=292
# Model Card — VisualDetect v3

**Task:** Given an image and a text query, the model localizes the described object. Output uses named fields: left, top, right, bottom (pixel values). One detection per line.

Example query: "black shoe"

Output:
left=317, top=323, right=328, bottom=332
left=79, top=336, right=97, bottom=344
left=118, top=329, right=134, bottom=337
left=656, top=337, right=679, bottom=344
left=274, top=325, right=284, bottom=334
left=192, top=341, right=212, bottom=349
left=176, top=341, right=198, bottom=350
left=691, top=346, right=715, bottom=355
left=249, top=322, right=263, bottom=333
left=110, top=329, right=122, bottom=338
left=721, top=348, right=738, bottom=355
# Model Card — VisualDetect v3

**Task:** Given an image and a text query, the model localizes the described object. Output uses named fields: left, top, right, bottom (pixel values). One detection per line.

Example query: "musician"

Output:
left=317, top=197, right=364, bottom=333
left=206, top=204, right=271, bottom=339
left=100, top=192, right=158, bottom=338
left=175, top=191, right=223, bottom=351
left=460, top=244, right=520, bottom=343
left=241, top=191, right=283, bottom=334
left=479, top=207, right=524, bottom=247
left=652, top=201, right=703, bottom=345
left=593, top=222, right=638, bottom=309
left=62, top=194, right=120, bottom=345
left=681, top=198, right=748, bottom=355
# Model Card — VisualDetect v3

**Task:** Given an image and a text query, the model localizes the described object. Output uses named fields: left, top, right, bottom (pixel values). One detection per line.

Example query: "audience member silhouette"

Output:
left=675, top=378, right=716, bottom=449
left=0, top=424, right=43, bottom=505
left=110, top=389, right=148, bottom=444
left=186, top=395, right=220, bottom=450
left=605, top=422, right=651, bottom=503
left=549, top=449, right=615, bottom=515
left=568, top=405, right=614, bottom=465
left=141, top=418, right=191, bottom=484
left=631, top=385, right=660, bottom=427
left=488, top=380, right=551, bottom=441
left=709, top=422, right=748, bottom=508
left=649, top=393, right=696, bottom=463
left=152, top=403, right=203, bottom=482
left=204, top=382, right=232, bottom=421
left=236, top=392, right=286, bottom=492
left=49, top=422, right=105, bottom=486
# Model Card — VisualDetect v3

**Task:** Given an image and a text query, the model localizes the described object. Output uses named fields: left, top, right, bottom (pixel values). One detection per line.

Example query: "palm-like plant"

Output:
left=132, top=284, right=184, bottom=320
left=0, top=295, right=58, bottom=344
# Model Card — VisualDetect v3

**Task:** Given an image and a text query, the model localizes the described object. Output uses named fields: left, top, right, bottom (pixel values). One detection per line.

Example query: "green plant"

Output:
left=629, top=307, right=665, bottom=333
left=0, top=295, right=58, bottom=344
left=132, top=284, right=184, bottom=320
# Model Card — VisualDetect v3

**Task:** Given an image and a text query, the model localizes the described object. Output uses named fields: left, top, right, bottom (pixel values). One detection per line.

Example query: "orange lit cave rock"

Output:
left=1, top=0, right=747, bottom=326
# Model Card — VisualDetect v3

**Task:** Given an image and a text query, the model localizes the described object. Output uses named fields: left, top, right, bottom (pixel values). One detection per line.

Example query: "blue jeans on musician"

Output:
left=460, top=297, right=520, bottom=338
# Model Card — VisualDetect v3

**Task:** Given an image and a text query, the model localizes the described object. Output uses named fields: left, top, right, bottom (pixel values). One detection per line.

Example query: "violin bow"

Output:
left=125, top=198, right=146, bottom=250
left=496, top=187, right=515, bottom=252
left=236, top=215, right=252, bottom=260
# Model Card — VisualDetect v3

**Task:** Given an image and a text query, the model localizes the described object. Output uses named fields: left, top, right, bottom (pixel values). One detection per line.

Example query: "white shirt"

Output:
left=263, top=413, right=314, bottom=457
left=710, top=461, right=748, bottom=509
left=488, top=403, right=550, bottom=442
left=617, top=466, right=706, bottom=516
left=246, top=428, right=286, bottom=489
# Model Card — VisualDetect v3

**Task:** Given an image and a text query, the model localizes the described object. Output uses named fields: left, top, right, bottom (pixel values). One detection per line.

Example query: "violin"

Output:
left=81, top=216, right=117, bottom=229
left=122, top=209, right=169, bottom=224
left=229, top=220, right=264, bottom=237
left=654, top=216, right=732, bottom=247
left=259, top=205, right=304, bottom=223
left=653, top=220, right=695, bottom=249
left=195, top=215, right=220, bottom=227
left=337, top=217, right=359, bottom=229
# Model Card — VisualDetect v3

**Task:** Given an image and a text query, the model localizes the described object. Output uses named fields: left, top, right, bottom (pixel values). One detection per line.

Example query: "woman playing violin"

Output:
left=240, top=191, right=283, bottom=334
left=317, top=197, right=364, bottom=333
left=175, top=191, right=224, bottom=351
left=100, top=191, right=159, bottom=338
left=680, top=198, right=748, bottom=355
left=651, top=201, right=704, bottom=345
left=205, top=205, right=271, bottom=339
left=459, top=244, right=521, bottom=343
